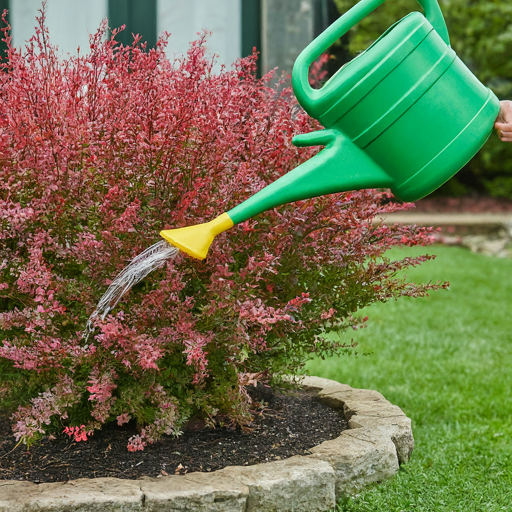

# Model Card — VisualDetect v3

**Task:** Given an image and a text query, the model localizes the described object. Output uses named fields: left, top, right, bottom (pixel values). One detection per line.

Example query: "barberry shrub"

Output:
left=0, top=9, right=446, bottom=451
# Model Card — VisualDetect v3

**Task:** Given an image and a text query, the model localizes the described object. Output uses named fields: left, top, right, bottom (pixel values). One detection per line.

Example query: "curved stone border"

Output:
left=0, top=376, right=413, bottom=512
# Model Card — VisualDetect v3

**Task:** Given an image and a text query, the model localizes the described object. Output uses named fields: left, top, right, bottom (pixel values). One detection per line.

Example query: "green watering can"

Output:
left=161, top=0, right=500, bottom=260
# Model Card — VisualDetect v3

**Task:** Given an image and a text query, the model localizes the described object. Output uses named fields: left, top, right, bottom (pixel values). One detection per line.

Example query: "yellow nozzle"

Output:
left=160, top=213, right=234, bottom=260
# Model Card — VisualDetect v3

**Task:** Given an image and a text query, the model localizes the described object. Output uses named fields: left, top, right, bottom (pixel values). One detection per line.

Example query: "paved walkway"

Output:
left=375, top=212, right=512, bottom=257
left=376, top=212, right=512, bottom=234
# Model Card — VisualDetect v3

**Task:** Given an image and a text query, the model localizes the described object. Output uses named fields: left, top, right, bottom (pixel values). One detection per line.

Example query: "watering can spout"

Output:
left=227, top=129, right=392, bottom=225
left=160, top=213, right=234, bottom=260
left=160, top=130, right=392, bottom=259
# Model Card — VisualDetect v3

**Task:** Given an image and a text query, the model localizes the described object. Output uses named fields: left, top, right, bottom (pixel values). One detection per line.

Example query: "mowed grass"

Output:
left=306, top=245, right=512, bottom=512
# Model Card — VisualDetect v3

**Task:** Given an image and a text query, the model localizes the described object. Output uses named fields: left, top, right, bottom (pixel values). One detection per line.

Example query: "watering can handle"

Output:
left=292, top=0, right=450, bottom=111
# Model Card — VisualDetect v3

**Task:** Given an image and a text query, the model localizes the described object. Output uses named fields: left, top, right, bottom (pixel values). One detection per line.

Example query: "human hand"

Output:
left=495, top=100, right=512, bottom=142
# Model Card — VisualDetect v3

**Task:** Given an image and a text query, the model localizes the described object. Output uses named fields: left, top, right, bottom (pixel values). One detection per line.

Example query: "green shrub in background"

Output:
left=333, top=0, right=512, bottom=199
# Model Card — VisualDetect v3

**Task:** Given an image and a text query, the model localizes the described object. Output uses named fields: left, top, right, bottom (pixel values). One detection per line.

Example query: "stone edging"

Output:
left=0, top=376, right=414, bottom=511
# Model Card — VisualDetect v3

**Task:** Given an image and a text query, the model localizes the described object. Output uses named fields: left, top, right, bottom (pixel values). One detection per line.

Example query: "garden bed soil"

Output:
left=0, top=385, right=348, bottom=484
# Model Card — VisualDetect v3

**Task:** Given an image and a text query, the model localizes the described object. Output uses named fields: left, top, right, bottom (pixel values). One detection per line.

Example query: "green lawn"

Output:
left=306, top=245, right=512, bottom=512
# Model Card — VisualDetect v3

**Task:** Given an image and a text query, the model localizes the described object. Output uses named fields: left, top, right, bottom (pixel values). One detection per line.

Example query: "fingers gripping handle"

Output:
left=292, top=0, right=450, bottom=111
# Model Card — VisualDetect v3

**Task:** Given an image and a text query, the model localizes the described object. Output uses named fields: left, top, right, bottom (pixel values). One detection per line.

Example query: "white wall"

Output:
left=11, top=0, right=107, bottom=54
left=10, top=0, right=241, bottom=67
left=262, top=0, right=314, bottom=75
left=157, top=0, right=241, bottom=70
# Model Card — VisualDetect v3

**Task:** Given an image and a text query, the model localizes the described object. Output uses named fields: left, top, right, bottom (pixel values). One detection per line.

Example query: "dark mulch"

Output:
left=0, top=385, right=348, bottom=483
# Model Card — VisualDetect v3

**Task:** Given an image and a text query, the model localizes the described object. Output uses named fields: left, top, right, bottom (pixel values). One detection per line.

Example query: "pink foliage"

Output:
left=63, top=425, right=93, bottom=442
left=11, top=375, right=81, bottom=442
left=0, top=6, right=446, bottom=450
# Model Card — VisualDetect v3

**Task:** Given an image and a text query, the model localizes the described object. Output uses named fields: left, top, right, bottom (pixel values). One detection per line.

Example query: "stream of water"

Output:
left=83, top=240, right=179, bottom=341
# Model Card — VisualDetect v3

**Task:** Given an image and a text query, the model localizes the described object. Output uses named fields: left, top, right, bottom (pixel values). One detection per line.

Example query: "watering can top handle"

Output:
left=292, top=0, right=450, bottom=108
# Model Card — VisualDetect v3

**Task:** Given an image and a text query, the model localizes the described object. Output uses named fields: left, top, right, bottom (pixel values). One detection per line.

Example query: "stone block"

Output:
left=140, top=472, right=248, bottom=511
left=0, top=477, right=144, bottom=511
left=218, top=456, right=335, bottom=512
left=299, top=375, right=352, bottom=394
left=308, top=427, right=399, bottom=496
left=342, top=401, right=405, bottom=421
left=318, top=388, right=390, bottom=410
left=348, top=415, right=414, bottom=464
